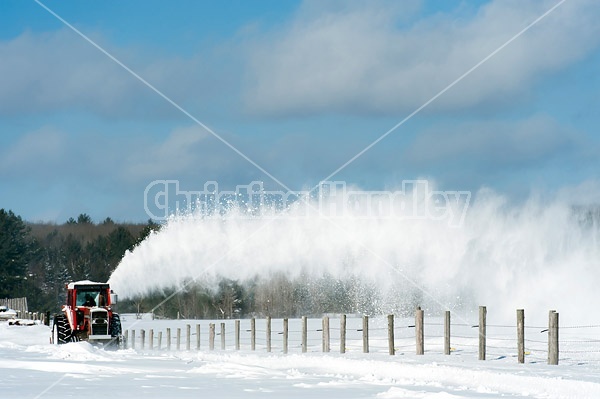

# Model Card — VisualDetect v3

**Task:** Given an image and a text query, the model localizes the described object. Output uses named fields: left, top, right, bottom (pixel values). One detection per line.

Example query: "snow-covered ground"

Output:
left=2, top=315, right=600, bottom=399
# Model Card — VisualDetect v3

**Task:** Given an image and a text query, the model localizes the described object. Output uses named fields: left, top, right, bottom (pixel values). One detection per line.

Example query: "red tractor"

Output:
left=51, top=280, right=123, bottom=348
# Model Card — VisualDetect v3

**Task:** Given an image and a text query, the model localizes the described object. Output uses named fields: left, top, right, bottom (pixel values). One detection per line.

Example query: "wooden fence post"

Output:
left=302, top=316, right=308, bottom=353
left=124, top=330, right=129, bottom=349
left=444, top=310, right=451, bottom=355
left=388, top=314, right=395, bottom=356
left=235, top=320, right=240, bottom=350
left=363, top=315, right=369, bottom=353
left=131, top=330, right=136, bottom=349
left=186, top=324, right=191, bottom=351
left=283, top=318, right=289, bottom=354
left=158, top=331, right=162, bottom=350
left=322, top=316, right=330, bottom=352
left=479, top=306, right=487, bottom=361
left=149, top=329, right=154, bottom=350
left=176, top=328, right=181, bottom=351
left=209, top=323, right=215, bottom=350
left=517, top=309, right=525, bottom=364
left=196, top=324, right=201, bottom=350
left=266, top=317, right=271, bottom=352
left=340, top=314, right=347, bottom=354
left=221, top=322, right=226, bottom=350
left=548, top=310, right=559, bottom=365
left=166, top=328, right=171, bottom=351
left=416, top=307, right=424, bottom=355
left=250, top=318, right=256, bottom=351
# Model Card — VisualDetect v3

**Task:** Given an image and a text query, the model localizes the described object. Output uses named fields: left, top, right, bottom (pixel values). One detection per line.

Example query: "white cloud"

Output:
left=125, top=126, right=213, bottom=180
left=0, top=127, right=67, bottom=176
left=0, top=30, right=134, bottom=116
left=243, top=0, right=600, bottom=116
left=405, top=114, right=582, bottom=167
left=0, top=123, right=259, bottom=188
left=0, top=30, right=223, bottom=118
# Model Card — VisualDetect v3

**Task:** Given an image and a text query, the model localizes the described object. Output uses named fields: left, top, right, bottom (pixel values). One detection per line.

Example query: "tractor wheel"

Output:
left=52, top=314, right=71, bottom=345
left=108, top=313, right=122, bottom=349
left=110, top=313, right=122, bottom=337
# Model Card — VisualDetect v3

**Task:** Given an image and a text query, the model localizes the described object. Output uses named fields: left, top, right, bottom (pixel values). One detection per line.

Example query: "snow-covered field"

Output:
left=2, top=315, right=600, bottom=399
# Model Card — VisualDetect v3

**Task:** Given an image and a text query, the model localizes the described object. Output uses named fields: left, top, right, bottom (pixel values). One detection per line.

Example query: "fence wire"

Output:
left=120, top=315, right=600, bottom=365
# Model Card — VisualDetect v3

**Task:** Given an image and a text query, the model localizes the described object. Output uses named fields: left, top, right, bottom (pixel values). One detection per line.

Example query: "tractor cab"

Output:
left=69, top=283, right=112, bottom=309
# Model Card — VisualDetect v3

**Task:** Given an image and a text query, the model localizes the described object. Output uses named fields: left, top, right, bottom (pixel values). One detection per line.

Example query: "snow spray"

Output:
left=109, top=181, right=600, bottom=324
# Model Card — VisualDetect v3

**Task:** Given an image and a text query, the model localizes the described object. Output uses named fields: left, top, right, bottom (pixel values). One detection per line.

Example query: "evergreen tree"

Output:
left=0, top=209, right=33, bottom=298
left=102, top=217, right=115, bottom=225
left=135, top=219, right=161, bottom=246
left=77, top=213, right=93, bottom=224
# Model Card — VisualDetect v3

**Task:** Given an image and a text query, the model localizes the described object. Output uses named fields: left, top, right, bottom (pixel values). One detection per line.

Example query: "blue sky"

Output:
left=0, top=0, right=599, bottom=222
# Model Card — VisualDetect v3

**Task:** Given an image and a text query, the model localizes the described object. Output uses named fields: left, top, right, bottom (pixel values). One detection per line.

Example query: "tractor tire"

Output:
left=110, top=313, right=122, bottom=337
left=108, top=313, right=122, bottom=349
left=52, top=314, right=71, bottom=345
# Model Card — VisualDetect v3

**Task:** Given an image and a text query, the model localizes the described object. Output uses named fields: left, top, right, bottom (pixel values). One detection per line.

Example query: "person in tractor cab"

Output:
left=83, top=294, right=96, bottom=307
